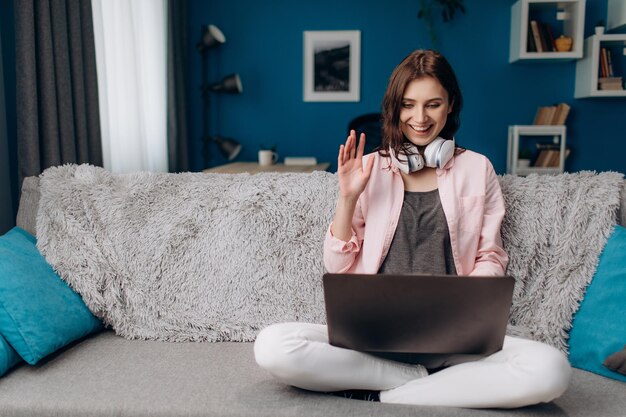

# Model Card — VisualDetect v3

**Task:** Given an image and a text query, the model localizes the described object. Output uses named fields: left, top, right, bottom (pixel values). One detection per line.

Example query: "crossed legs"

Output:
left=254, top=322, right=572, bottom=408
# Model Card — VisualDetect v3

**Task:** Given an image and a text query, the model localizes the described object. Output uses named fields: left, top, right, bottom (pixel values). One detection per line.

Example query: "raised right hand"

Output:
left=337, top=129, right=375, bottom=201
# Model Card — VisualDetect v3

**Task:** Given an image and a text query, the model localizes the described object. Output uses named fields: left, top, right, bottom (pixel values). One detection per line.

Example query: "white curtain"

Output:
left=92, top=0, right=168, bottom=173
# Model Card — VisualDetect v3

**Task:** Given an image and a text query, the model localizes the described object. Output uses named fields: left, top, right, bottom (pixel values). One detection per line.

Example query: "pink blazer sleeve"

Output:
left=323, top=198, right=366, bottom=273
left=469, top=161, right=509, bottom=276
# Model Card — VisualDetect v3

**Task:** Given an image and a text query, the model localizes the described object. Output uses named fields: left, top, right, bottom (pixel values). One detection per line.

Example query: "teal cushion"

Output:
left=0, top=227, right=102, bottom=365
left=569, top=225, right=626, bottom=382
left=0, top=333, right=22, bottom=376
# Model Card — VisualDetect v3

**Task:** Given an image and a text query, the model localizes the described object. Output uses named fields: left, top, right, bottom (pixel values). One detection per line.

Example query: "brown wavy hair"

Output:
left=378, top=49, right=464, bottom=159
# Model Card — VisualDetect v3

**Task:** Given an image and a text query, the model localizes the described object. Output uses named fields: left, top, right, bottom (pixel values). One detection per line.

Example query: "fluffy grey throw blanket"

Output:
left=499, top=172, right=623, bottom=352
left=36, top=165, right=623, bottom=352
left=37, top=165, right=336, bottom=342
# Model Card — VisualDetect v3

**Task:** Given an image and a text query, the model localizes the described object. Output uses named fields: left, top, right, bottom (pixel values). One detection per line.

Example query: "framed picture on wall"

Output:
left=303, top=30, right=361, bottom=102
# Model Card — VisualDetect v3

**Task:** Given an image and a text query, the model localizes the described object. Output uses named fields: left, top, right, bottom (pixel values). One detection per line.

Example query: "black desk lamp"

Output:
left=198, top=24, right=243, bottom=165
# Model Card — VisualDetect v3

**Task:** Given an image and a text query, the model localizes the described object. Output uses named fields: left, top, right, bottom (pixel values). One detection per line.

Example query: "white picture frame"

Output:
left=303, top=30, right=361, bottom=102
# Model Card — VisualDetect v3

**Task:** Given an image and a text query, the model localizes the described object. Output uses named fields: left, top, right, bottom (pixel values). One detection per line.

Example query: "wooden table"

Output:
left=203, top=162, right=331, bottom=174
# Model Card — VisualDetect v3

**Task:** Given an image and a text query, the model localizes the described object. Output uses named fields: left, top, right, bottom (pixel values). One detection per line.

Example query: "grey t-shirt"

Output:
left=373, top=189, right=457, bottom=365
left=378, top=189, right=457, bottom=275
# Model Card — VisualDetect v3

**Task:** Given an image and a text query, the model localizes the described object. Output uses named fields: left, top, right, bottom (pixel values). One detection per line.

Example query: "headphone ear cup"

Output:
left=390, top=144, right=424, bottom=173
left=407, top=152, right=425, bottom=172
left=424, top=137, right=455, bottom=168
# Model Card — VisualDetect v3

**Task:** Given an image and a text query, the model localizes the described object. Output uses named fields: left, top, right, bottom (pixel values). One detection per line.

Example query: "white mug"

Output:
left=259, top=150, right=278, bottom=166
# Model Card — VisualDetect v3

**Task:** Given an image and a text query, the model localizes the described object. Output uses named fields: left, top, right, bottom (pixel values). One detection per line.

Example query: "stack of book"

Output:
left=598, top=77, right=624, bottom=91
left=527, top=20, right=556, bottom=52
left=533, top=102, right=571, bottom=125
left=598, top=48, right=623, bottom=90
left=533, top=144, right=570, bottom=168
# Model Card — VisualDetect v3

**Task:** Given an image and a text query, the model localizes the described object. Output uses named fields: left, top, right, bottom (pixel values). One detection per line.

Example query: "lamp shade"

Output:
left=196, top=24, right=226, bottom=52
left=213, top=136, right=242, bottom=160
left=208, top=73, right=243, bottom=94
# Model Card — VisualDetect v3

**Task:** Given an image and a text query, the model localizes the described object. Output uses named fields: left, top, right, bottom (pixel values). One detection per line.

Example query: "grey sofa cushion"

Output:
left=0, top=331, right=624, bottom=417
left=15, top=177, right=39, bottom=237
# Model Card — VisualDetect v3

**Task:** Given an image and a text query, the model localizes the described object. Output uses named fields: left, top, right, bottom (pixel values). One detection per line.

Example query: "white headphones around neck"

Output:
left=390, top=137, right=455, bottom=174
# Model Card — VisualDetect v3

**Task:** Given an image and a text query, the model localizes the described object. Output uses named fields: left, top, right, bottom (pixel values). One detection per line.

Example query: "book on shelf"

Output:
left=598, top=47, right=622, bottom=87
left=533, top=103, right=570, bottom=125
left=530, top=20, right=544, bottom=52
left=528, top=20, right=556, bottom=53
left=600, top=48, right=609, bottom=78
left=606, top=48, right=615, bottom=77
left=552, top=103, right=570, bottom=125
left=599, top=47, right=616, bottom=78
left=598, top=77, right=624, bottom=91
left=533, top=144, right=571, bottom=168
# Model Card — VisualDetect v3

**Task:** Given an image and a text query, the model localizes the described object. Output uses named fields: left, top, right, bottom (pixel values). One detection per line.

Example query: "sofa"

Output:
left=0, top=165, right=625, bottom=417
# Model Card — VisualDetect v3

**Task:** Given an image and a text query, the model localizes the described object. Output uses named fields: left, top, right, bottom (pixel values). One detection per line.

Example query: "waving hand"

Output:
left=337, top=129, right=375, bottom=200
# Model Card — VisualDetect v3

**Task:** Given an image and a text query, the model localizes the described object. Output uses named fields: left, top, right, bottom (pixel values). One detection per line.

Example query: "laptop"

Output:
left=323, top=273, right=515, bottom=356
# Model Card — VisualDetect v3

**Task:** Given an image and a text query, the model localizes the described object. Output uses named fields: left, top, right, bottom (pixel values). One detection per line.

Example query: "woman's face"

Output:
left=399, top=76, right=452, bottom=147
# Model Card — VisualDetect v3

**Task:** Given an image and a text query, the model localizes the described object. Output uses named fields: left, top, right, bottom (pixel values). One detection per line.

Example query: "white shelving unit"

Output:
left=574, top=34, right=626, bottom=98
left=507, top=125, right=566, bottom=176
left=509, top=0, right=585, bottom=63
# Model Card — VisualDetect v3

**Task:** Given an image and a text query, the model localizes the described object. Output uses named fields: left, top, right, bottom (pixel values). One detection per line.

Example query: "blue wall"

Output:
left=187, top=0, right=626, bottom=174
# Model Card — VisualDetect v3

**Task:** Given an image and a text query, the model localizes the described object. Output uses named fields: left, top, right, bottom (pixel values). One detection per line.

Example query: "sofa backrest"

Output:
left=14, top=176, right=626, bottom=237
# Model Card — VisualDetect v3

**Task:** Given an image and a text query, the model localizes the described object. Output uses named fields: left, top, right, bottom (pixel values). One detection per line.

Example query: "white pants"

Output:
left=254, top=322, right=572, bottom=409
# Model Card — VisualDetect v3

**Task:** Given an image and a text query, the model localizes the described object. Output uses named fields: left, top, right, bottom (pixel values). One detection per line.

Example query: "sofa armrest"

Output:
left=16, top=176, right=40, bottom=237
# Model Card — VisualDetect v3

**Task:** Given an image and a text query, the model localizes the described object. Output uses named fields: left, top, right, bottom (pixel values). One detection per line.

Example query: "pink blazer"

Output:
left=323, top=150, right=509, bottom=276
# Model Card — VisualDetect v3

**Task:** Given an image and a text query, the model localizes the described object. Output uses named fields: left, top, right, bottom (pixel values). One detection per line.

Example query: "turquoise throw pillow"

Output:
left=569, top=225, right=626, bottom=382
left=0, top=227, right=102, bottom=365
left=0, top=333, right=22, bottom=376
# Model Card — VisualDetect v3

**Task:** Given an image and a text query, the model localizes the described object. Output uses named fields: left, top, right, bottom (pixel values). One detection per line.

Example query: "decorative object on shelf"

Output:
left=555, top=35, right=573, bottom=52
left=595, top=20, right=605, bottom=35
left=303, top=30, right=360, bottom=102
left=556, top=8, right=571, bottom=21
left=509, top=0, right=585, bottom=63
left=197, top=24, right=243, bottom=167
left=417, top=0, right=466, bottom=46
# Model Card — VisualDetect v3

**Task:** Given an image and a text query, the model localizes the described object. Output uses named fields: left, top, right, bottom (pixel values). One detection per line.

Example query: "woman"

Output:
left=254, top=49, right=571, bottom=408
